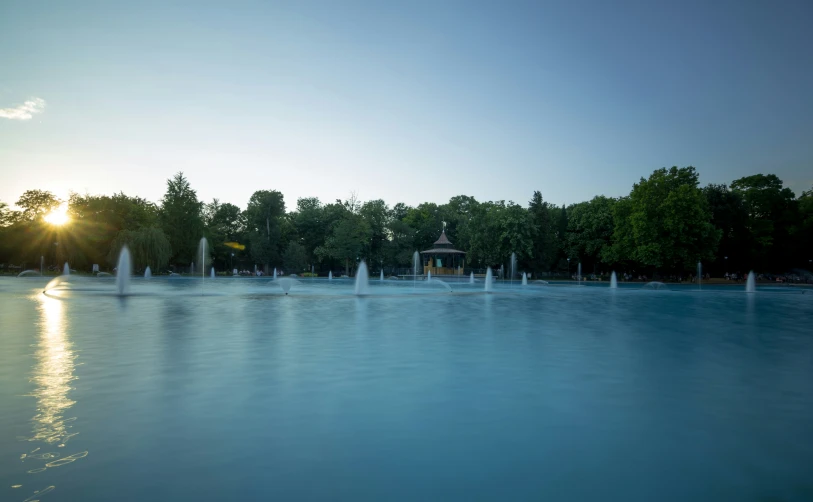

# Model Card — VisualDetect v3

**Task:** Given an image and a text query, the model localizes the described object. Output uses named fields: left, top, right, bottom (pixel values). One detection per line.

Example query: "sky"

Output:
left=1, top=0, right=812, bottom=211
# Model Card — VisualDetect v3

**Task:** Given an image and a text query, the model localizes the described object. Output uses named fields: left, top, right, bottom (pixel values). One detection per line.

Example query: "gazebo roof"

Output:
left=434, top=230, right=453, bottom=246
left=420, top=248, right=466, bottom=254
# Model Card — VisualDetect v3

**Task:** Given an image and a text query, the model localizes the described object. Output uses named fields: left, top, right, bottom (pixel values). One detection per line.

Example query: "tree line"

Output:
left=1, top=167, right=811, bottom=277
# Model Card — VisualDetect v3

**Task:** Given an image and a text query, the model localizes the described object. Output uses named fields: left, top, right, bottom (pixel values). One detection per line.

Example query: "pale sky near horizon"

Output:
left=1, top=0, right=812, bottom=211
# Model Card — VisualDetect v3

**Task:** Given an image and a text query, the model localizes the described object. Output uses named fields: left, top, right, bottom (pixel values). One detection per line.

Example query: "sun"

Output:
left=44, top=205, right=70, bottom=226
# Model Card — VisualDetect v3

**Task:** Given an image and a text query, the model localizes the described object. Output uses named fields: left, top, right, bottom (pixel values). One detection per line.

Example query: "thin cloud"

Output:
left=0, top=97, right=46, bottom=120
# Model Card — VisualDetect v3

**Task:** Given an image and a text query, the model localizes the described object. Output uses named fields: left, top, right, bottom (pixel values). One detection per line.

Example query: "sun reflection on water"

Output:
left=19, top=294, right=86, bottom=482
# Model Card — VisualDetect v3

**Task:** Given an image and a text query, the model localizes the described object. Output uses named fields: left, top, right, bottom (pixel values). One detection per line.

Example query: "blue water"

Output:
left=1, top=276, right=812, bottom=501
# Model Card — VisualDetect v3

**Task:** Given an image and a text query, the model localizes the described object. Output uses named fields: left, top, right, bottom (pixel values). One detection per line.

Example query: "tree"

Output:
left=16, top=190, right=61, bottom=222
left=565, top=196, right=616, bottom=274
left=315, top=212, right=371, bottom=276
left=107, top=227, right=172, bottom=271
left=245, top=190, right=285, bottom=270
left=282, top=241, right=308, bottom=273
left=159, top=173, right=204, bottom=265
left=702, top=184, right=750, bottom=273
left=608, top=166, right=720, bottom=273
left=526, top=191, right=558, bottom=273
left=360, top=199, right=390, bottom=268
left=731, top=174, right=798, bottom=270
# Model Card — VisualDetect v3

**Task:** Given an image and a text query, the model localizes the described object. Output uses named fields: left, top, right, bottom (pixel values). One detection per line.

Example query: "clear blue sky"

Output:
left=1, top=0, right=811, bottom=210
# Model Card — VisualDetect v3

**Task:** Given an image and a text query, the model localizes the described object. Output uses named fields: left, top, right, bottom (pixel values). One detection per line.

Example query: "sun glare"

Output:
left=44, top=205, right=70, bottom=226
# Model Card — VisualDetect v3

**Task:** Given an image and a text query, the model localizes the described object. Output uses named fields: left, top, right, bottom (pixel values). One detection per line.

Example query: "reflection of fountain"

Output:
left=22, top=295, right=86, bottom=477
left=144, top=266, right=152, bottom=279
left=485, top=267, right=494, bottom=293
left=116, top=246, right=132, bottom=296
left=746, top=271, right=756, bottom=293
left=355, top=261, right=370, bottom=296
left=63, top=262, right=70, bottom=275
left=610, top=271, right=617, bottom=289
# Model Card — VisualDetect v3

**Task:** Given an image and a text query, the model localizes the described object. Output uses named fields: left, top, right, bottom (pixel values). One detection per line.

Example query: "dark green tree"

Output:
left=608, top=166, right=720, bottom=273
left=159, top=172, right=204, bottom=266
left=244, top=190, right=285, bottom=271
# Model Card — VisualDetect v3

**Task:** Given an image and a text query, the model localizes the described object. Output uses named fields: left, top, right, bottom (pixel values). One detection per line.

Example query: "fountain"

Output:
left=470, top=272, right=475, bottom=284
left=191, top=262, right=195, bottom=275
left=510, top=252, right=517, bottom=286
left=63, top=262, right=70, bottom=275
left=484, top=267, right=494, bottom=293
left=355, top=261, right=370, bottom=295
left=697, top=261, right=702, bottom=290
left=144, top=266, right=152, bottom=279
left=746, top=271, right=756, bottom=293
left=273, top=268, right=277, bottom=280
left=427, top=270, right=432, bottom=281
left=328, top=271, right=333, bottom=281
left=17, top=270, right=42, bottom=277
left=40, top=256, right=44, bottom=276
left=521, top=272, right=527, bottom=286
left=426, top=278, right=453, bottom=292
left=197, top=237, right=210, bottom=282
left=116, top=246, right=132, bottom=296
left=643, top=281, right=668, bottom=290
left=610, top=271, right=617, bottom=289
left=276, top=278, right=298, bottom=295
left=210, top=267, right=215, bottom=278
left=380, top=269, right=384, bottom=281
left=233, top=269, right=238, bottom=276
left=413, top=251, right=419, bottom=288
left=577, top=262, right=581, bottom=283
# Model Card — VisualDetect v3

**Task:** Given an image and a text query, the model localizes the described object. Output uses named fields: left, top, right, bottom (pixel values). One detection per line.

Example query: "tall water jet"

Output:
left=521, top=272, right=528, bottom=286
left=273, top=268, right=277, bottom=280
left=427, top=270, right=432, bottom=281
left=577, top=262, right=581, bottom=283
left=746, top=271, right=756, bottom=293
left=144, top=266, right=152, bottom=279
left=470, top=272, right=475, bottom=284
left=116, top=246, right=132, bottom=296
left=484, top=267, right=494, bottom=293
left=510, top=252, right=517, bottom=286
left=191, top=262, right=195, bottom=275
left=210, top=267, right=215, bottom=278
left=697, top=261, right=702, bottom=290
left=40, top=256, right=44, bottom=276
left=328, top=271, right=333, bottom=281
left=63, top=262, right=70, bottom=275
left=197, top=237, right=210, bottom=282
left=412, top=251, right=420, bottom=289
left=355, top=261, right=370, bottom=295
left=610, top=271, right=618, bottom=289
left=380, top=269, right=384, bottom=281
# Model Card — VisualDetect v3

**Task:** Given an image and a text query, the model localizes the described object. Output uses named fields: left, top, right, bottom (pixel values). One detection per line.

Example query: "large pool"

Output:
left=1, top=276, right=812, bottom=501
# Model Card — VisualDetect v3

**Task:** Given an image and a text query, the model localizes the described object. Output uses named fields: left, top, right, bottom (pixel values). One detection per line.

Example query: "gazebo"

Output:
left=421, top=230, right=466, bottom=275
